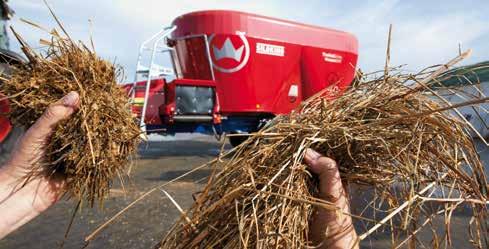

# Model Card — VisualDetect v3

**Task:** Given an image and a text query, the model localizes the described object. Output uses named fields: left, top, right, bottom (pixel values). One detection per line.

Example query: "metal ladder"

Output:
left=131, top=25, right=178, bottom=132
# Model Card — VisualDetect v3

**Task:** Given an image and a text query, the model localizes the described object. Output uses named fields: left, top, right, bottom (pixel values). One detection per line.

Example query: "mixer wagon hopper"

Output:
left=119, top=10, right=357, bottom=145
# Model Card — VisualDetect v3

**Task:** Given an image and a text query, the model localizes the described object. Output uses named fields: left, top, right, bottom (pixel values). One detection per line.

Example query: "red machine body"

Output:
left=128, top=10, right=358, bottom=140
left=172, top=10, right=358, bottom=114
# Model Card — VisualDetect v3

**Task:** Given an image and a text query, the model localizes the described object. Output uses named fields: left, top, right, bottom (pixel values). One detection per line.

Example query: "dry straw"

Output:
left=158, top=50, right=488, bottom=248
left=0, top=8, right=140, bottom=206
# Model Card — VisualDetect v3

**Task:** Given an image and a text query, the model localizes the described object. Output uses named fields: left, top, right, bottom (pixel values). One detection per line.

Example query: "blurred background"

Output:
left=8, top=0, right=489, bottom=80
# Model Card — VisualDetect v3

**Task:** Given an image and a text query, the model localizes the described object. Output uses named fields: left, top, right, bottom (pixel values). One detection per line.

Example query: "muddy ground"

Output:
left=0, top=136, right=487, bottom=249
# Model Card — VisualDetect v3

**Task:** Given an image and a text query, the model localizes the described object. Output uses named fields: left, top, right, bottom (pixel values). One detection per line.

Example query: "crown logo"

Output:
left=213, top=38, right=244, bottom=62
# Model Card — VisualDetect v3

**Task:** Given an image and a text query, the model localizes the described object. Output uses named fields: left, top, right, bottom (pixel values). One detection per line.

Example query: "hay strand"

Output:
left=0, top=14, right=140, bottom=206
left=157, top=52, right=488, bottom=248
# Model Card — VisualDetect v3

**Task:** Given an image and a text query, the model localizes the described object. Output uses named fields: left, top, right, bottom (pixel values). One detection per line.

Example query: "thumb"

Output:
left=26, top=91, right=80, bottom=141
left=6, top=91, right=80, bottom=176
left=304, top=148, right=345, bottom=202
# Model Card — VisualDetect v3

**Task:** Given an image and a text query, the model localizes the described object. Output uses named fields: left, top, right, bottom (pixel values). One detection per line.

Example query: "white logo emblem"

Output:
left=213, top=38, right=244, bottom=62
left=256, top=43, right=285, bottom=57
left=209, top=32, right=250, bottom=73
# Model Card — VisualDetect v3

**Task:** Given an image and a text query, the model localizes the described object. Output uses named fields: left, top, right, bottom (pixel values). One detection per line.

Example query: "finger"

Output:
left=26, top=91, right=80, bottom=140
left=304, top=148, right=345, bottom=202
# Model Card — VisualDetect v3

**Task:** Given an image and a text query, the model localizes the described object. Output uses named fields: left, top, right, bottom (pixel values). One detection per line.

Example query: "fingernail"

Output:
left=305, top=148, right=322, bottom=161
left=62, top=91, right=79, bottom=106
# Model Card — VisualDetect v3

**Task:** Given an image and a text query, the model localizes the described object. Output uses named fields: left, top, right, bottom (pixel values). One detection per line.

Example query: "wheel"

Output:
left=229, top=135, right=248, bottom=147
left=228, top=116, right=274, bottom=147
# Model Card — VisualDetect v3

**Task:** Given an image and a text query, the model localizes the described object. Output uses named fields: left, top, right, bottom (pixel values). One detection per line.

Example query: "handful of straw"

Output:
left=0, top=10, right=140, bottom=206
left=159, top=51, right=488, bottom=248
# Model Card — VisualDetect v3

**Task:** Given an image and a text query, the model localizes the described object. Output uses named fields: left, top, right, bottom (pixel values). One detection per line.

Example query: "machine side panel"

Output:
left=208, top=34, right=303, bottom=115
left=301, top=47, right=358, bottom=99
left=170, top=10, right=359, bottom=117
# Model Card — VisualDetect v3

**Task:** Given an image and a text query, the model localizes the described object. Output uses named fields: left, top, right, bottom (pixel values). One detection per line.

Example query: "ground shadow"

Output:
left=137, top=140, right=231, bottom=159
left=145, top=169, right=214, bottom=182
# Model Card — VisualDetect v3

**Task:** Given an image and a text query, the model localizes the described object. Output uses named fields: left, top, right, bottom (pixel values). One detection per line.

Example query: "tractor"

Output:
left=126, top=10, right=359, bottom=146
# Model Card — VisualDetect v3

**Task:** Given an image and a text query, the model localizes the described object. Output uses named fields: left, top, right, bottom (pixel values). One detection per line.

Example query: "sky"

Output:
left=7, top=0, right=489, bottom=82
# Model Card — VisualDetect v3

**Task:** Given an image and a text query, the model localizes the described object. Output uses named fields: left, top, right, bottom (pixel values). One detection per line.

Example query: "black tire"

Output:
left=228, top=116, right=274, bottom=147
left=0, top=126, right=22, bottom=165
left=229, top=135, right=248, bottom=147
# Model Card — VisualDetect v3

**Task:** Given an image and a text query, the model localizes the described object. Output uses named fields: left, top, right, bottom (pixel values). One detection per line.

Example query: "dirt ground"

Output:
left=0, top=136, right=487, bottom=249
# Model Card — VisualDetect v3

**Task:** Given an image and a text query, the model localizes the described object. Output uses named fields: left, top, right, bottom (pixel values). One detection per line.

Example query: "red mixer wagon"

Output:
left=0, top=10, right=358, bottom=147
left=127, top=10, right=358, bottom=145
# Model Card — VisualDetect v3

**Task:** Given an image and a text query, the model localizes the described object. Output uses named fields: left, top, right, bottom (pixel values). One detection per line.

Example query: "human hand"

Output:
left=0, top=91, right=79, bottom=239
left=304, top=148, right=358, bottom=249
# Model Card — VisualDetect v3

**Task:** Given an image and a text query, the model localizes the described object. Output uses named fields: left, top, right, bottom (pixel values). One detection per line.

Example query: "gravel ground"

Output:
left=0, top=137, right=487, bottom=249
left=0, top=137, right=225, bottom=249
